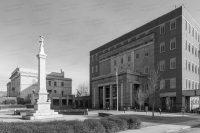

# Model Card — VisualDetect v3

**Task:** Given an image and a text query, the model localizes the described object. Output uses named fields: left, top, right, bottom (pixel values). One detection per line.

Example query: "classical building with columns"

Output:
left=90, top=6, right=200, bottom=111
left=7, top=67, right=72, bottom=103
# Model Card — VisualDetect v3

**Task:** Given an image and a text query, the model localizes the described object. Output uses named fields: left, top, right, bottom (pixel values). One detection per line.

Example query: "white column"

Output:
left=103, top=86, right=105, bottom=109
left=110, top=84, right=113, bottom=109
left=121, top=82, right=123, bottom=108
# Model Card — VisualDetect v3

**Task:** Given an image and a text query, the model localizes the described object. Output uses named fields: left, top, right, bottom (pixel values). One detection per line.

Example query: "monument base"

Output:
left=22, top=102, right=63, bottom=120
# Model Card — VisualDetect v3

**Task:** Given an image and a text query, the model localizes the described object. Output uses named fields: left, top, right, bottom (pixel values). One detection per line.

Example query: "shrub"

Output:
left=9, top=125, right=33, bottom=133
left=72, top=121, right=92, bottom=133
left=117, top=115, right=141, bottom=129
left=105, top=116, right=129, bottom=131
left=99, top=119, right=118, bottom=133
left=84, top=119, right=105, bottom=133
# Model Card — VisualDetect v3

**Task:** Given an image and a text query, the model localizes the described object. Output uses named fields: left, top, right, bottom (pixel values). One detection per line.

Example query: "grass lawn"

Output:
left=116, top=114, right=199, bottom=128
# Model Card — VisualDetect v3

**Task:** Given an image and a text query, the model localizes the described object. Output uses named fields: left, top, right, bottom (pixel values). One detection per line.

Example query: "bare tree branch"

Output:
left=76, top=82, right=90, bottom=97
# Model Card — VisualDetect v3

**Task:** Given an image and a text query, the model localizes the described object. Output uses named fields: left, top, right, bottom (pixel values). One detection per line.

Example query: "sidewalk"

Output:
left=119, top=120, right=200, bottom=133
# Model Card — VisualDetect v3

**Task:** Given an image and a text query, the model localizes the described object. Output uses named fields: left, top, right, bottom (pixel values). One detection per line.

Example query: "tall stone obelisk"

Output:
left=22, top=36, right=62, bottom=120
left=35, top=36, right=50, bottom=110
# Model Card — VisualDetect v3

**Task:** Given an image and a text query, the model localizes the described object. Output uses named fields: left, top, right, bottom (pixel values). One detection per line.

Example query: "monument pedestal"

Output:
left=22, top=93, right=63, bottom=120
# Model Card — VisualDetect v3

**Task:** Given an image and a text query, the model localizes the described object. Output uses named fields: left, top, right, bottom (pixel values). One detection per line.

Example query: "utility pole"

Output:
left=116, top=67, right=118, bottom=112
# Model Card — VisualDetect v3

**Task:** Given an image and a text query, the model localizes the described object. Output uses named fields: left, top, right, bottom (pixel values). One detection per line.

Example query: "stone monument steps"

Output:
left=26, top=112, right=58, bottom=116
left=22, top=114, right=63, bottom=120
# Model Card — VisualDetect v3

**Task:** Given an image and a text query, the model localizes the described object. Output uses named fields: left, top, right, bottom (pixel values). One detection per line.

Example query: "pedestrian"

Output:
left=107, top=107, right=109, bottom=111
left=124, top=108, right=126, bottom=113
left=86, top=108, right=88, bottom=115
left=159, top=108, right=162, bottom=115
left=135, top=107, right=137, bottom=112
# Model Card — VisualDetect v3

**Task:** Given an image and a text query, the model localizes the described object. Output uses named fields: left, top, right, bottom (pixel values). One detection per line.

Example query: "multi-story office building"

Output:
left=90, top=6, right=200, bottom=111
left=7, top=68, right=72, bottom=102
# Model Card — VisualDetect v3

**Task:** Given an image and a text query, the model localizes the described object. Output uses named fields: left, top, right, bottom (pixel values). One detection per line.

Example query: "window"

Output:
left=160, top=42, right=165, bottom=53
left=160, top=80, right=165, bottom=90
left=53, top=99, right=59, bottom=105
left=188, top=43, right=190, bottom=52
left=61, top=82, right=64, bottom=87
left=185, top=79, right=187, bottom=89
left=135, top=53, right=139, bottom=59
left=48, top=81, right=51, bottom=86
left=185, top=40, right=187, bottom=50
left=170, top=38, right=176, bottom=50
left=192, top=27, right=194, bottom=37
left=195, top=65, right=197, bottom=74
left=185, top=20, right=187, bottom=30
left=192, top=45, right=194, bottom=54
left=198, top=33, right=200, bottom=42
left=188, top=61, right=190, bottom=71
left=195, top=82, right=197, bottom=90
left=144, top=66, right=149, bottom=74
left=195, top=48, right=197, bottom=57
left=54, top=81, right=57, bottom=86
left=195, top=30, right=197, bottom=39
left=170, top=19, right=176, bottom=30
left=170, top=58, right=176, bottom=69
left=192, top=81, right=194, bottom=89
left=192, top=63, right=194, bottom=72
left=96, top=65, right=98, bottom=72
left=144, top=48, right=149, bottom=56
left=92, top=66, right=94, bottom=73
left=189, top=24, right=190, bottom=34
left=54, top=90, right=57, bottom=93
left=121, top=57, right=123, bottom=64
left=170, top=78, right=176, bottom=89
left=160, top=60, right=165, bottom=71
left=91, top=55, right=93, bottom=62
left=96, top=53, right=98, bottom=60
left=114, top=60, right=116, bottom=66
left=160, top=24, right=165, bottom=34
left=188, top=80, right=191, bottom=89
left=128, top=54, right=131, bottom=61
left=185, top=59, right=187, bottom=70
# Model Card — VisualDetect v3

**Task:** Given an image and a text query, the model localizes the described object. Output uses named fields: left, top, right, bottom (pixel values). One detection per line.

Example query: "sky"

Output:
left=0, top=0, right=200, bottom=94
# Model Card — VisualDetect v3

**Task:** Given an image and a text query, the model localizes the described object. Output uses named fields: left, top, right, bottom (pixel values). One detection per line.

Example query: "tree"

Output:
left=76, top=82, right=90, bottom=97
left=134, top=86, right=148, bottom=111
left=146, top=67, right=161, bottom=119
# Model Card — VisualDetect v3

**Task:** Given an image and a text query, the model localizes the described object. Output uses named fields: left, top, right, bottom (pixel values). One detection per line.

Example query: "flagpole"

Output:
left=116, top=67, right=118, bottom=112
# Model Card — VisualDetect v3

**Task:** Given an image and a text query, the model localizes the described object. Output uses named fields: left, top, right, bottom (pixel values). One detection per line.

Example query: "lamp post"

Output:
left=32, top=89, right=35, bottom=104
left=116, top=67, right=118, bottom=112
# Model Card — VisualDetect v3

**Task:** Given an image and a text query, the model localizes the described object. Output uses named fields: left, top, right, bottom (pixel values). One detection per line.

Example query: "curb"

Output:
left=164, top=122, right=200, bottom=133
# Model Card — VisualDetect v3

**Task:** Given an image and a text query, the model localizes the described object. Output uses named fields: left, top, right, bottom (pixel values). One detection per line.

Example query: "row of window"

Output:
left=160, top=19, right=176, bottom=34
left=48, top=81, right=64, bottom=87
left=92, top=57, right=176, bottom=74
left=185, top=79, right=199, bottom=90
left=159, top=58, right=176, bottom=71
left=185, top=40, right=199, bottom=57
left=160, top=78, right=176, bottom=89
left=185, top=59, right=199, bottom=74
left=91, top=19, right=177, bottom=62
left=92, top=65, right=98, bottom=73
left=160, top=38, right=176, bottom=53
left=185, top=20, right=200, bottom=42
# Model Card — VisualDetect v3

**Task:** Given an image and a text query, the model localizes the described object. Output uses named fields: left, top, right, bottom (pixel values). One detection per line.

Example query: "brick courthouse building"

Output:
left=90, top=6, right=200, bottom=111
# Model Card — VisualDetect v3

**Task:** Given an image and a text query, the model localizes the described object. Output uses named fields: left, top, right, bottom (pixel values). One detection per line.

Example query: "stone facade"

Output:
left=7, top=67, right=72, bottom=103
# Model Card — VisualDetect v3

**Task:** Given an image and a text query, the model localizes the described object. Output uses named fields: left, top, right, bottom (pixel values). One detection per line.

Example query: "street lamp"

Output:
left=116, top=67, right=118, bottom=112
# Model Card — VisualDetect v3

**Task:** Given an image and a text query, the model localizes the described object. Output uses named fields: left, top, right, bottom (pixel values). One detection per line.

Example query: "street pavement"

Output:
left=0, top=110, right=200, bottom=133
